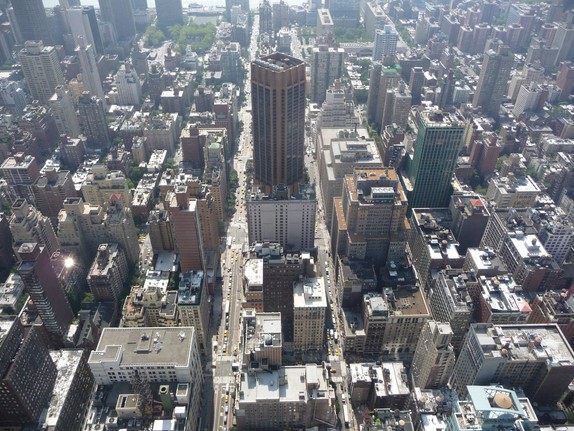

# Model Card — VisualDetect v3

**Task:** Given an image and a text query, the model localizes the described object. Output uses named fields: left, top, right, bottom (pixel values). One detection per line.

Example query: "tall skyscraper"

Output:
left=114, top=63, right=142, bottom=105
left=59, top=0, right=82, bottom=6
left=75, top=36, right=105, bottom=101
left=326, top=0, right=360, bottom=26
left=0, top=317, right=57, bottom=427
left=411, top=320, right=456, bottom=389
left=10, top=198, right=60, bottom=258
left=552, top=22, right=574, bottom=66
left=366, top=62, right=402, bottom=129
left=133, top=0, right=148, bottom=10
left=156, top=0, right=184, bottom=28
left=50, top=85, right=82, bottom=138
left=405, top=108, right=465, bottom=209
left=226, top=0, right=249, bottom=21
left=78, top=91, right=111, bottom=149
left=87, top=243, right=129, bottom=303
left=310, top=46, right=344, bottom=104
left=331, top=167, right=408, bottom=265
left=373, top=25, right=399, bottom=61
left=65, top=6, right=104, bottom=55
left=251, top=53, right=306, bottom=192
left=17, top=242, right=74, bottom=347
left=18, top=41, right=65, bottom=105
left=98, top=0, right=136, bottom=41
left=167, top=187, right=205, bottom=272
left=472, top=43, right=514, bottom=120
left=9, top=0, right=53, bottom=45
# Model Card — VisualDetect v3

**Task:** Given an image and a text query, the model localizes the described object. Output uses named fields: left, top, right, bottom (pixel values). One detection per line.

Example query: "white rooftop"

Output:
left=294, top=278, right=327, bottom=308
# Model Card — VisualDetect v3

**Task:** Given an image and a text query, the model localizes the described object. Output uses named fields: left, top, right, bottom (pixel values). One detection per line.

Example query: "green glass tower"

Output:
left=405, top=108, right=465, bottom=209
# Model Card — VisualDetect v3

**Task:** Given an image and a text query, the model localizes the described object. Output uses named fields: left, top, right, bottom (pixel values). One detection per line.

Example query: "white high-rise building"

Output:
left=293, top=278, right=327, bottom=352
left=247, top=184, right=317, bottom=252
left=75, top=36, right=105, bottom=102
left=512, top=83, right=543, bottom=117
left=114, top=63, right=142, bottom=105
left=18, top=41, right=65, bottom=104
left=373, top=25, right=398, bottom=61
left=49, top=85, right=81, bottom=138
left=537, top=211, right=574, bottom=265
left=316, top=80, right=360, bottom=130
left=88, top=326, right=203, bottom=431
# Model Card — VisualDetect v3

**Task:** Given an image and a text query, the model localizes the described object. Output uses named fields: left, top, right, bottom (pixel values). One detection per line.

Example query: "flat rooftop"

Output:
left=364, top=287, right=429, bottom=317
left=245, top=312, right=282, bottom=351
left=239, top=365, right=328, bottom=403
left=490, top=175, right=540, bottom=194
left=420, top=108, right=466, bottom=128
left=466, top=248, right=507, bottom=273
left=294, top=278, right=327, bottom=309
left=474, top=324, right=574, bottom=364
left=478, top=274, right=531, bottom=315
left=42, top=350, right=84, bottom=428
left=178, top=270, right=204, bottom=305
left=254, top=53, right=304, bottom=71
left=244, top=259, right=263, bottom=287
left=0, top=316, right=17, bottom=349
left=89, top=327, right=195, bottom=367
left=509, top=233, right=551, bottom=260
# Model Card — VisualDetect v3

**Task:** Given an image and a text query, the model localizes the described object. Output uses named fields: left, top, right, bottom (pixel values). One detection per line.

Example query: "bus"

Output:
left=342, top=404, right=350, bottom=429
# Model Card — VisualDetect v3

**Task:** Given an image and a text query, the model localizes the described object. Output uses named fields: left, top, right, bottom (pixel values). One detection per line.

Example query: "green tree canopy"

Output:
left=174, top=23, right=216, bottom=54
left=144, top=26, right=166, bottom=47
left=333, top=27, right=370, bottom=43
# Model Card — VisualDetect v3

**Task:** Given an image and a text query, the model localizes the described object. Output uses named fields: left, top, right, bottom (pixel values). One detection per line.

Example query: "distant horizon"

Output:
left=43, top=0, right=308, bottom=9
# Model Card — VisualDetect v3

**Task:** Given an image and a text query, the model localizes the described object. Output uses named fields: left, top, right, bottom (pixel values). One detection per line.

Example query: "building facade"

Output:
left=251, top=53, right=306, bottom=191
left=19, top=41, right=64, bottom=104
left=405, top=108, right=465, bottom=209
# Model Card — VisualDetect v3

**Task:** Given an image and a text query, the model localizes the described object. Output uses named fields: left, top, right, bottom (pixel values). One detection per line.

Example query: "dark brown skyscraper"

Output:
left=0, top=317, right=57, bottom=427
left=251, top=53, right=306, bottom=192
left=17, top=242, right=74, bottom=347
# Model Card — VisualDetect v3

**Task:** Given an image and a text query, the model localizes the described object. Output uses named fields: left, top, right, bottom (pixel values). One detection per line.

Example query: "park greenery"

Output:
left=357, top=58, right=371, bottom=85
left=167, top=23, right=216, bottom=54
left=333, top=27, right=370, bottom=43
left=144, top=23, right=216, bottom=54
left=228, top=169, right=239, bottom=213
left=143, top=26, right=166, bottom=47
